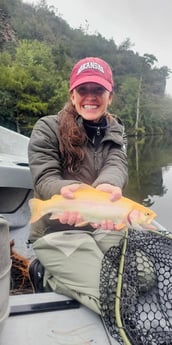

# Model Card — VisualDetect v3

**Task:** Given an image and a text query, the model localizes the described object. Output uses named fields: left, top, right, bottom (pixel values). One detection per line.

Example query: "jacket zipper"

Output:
left=97, top=127, right=100, bottom=135
left=94, top=151, right=98, bottom=171
left=92, top=127, right=100, bottom=145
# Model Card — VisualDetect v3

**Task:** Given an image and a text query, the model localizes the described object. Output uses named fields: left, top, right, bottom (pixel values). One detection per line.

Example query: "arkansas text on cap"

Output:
left=70, top=57, right=114, bottom=92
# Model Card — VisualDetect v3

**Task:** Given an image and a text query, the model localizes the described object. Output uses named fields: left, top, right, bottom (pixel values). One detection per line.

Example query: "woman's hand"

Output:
left=60, top=183, right=81, bottom=199
left=59, top=184, right=83, bottom=225
left=92, top=184, right=122, bottom=230
left=96, top=183, right=122, bottom=201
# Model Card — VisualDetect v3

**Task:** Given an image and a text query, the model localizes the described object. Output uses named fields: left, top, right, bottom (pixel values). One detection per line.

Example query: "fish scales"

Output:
left=29, top=184, right=156, bottom=230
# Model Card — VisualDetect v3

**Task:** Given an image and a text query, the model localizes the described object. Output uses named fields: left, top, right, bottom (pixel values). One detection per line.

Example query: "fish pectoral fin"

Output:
left=114, top=223, right=126, bottom=230
left=75, top=221, right=89, bottom=227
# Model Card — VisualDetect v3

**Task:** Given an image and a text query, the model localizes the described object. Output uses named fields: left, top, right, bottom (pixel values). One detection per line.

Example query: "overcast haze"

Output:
left=25, top=0, right=172, bottom=96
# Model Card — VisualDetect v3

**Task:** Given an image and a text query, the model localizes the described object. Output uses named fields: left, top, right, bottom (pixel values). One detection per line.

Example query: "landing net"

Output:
left=100, top=228, right=172, bottom=345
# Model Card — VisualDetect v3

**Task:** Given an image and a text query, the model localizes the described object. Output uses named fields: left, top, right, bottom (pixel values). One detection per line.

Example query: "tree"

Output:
left=118, top=38, right=134, bottom=51
left=111, top=76, right=139, bottom=133
left=0, top=0, right=171, bottom=135
left=0, top=40, right=69, bottom=134
left=0, top=7, right=17, bottom=50
left=135, top=54, right=158, bottom=136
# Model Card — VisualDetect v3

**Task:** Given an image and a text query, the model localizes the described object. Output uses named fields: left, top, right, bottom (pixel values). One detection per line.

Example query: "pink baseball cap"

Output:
left=70, top=57, right=114, bottom=92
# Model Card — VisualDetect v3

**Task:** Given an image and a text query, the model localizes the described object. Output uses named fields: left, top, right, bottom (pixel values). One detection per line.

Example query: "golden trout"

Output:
left=29, top=185, right=156, bottom=230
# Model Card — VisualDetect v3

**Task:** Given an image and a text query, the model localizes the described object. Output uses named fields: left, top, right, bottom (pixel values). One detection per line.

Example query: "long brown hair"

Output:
left=58, top=101, right=87, bottom=172
left=58, top=101, right=113, bottom=172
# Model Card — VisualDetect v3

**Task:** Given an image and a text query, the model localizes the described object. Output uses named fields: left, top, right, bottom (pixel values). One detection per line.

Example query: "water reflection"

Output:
left=124, top=135, right=172, bottom=229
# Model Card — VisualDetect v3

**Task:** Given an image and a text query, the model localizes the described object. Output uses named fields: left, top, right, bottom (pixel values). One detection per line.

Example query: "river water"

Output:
left=124, top=135, right=172, bottom=230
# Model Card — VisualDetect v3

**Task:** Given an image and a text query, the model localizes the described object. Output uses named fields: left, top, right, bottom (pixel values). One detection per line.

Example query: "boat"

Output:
left=0, top=125, right=119, bottom=345
left=0, top=125, right=169, bottom=345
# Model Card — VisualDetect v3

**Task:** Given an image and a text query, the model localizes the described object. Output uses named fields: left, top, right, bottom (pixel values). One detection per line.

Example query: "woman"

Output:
left=28, top=57, right=128, bottom=313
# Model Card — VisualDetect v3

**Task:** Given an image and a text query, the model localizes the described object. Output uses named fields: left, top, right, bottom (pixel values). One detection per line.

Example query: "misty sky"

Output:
left=25, top=0, right=172, bottom=96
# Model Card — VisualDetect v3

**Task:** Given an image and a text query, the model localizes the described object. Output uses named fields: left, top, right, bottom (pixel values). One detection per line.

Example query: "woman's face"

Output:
left=70, top=82, right=112, bottom=122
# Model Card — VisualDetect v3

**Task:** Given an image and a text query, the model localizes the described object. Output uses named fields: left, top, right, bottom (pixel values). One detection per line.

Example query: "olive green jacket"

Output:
left=28, top=114, right=128, bottom=242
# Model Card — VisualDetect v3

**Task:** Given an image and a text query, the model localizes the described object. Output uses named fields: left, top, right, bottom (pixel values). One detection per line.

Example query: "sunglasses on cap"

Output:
left=75, top=85, right=107, bottom=96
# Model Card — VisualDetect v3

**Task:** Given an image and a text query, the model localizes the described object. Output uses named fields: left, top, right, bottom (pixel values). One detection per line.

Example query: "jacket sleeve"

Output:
left=92, top=118, right=128, bottom=189
left=92, top=143, right=128, bottom=189
left=28, top=117, right=80, bottom=199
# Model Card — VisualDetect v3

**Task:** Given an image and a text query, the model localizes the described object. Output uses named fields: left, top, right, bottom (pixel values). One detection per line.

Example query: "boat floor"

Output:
left=1, top=292, right=118, bottom=345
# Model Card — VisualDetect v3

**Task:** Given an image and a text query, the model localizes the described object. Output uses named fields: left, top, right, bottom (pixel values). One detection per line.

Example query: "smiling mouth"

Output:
left=83, top=105, right=98, bottom=109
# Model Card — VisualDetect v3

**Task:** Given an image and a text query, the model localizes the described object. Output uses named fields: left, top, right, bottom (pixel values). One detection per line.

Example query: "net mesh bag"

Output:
left=99, top=228, right=172, bottom=345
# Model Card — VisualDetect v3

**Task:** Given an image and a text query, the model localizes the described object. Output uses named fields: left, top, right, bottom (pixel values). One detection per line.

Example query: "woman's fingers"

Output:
left=60, top=183, right=82, bottom=199
left=96, top=184, right=122, bottom=201
left=59, top=210, right=83, bottom=225
left=91, top=219, right=116, bottom=231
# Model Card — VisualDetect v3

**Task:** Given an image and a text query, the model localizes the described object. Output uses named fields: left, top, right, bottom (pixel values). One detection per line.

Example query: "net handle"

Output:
left=115, top=228, right=132, bottom=345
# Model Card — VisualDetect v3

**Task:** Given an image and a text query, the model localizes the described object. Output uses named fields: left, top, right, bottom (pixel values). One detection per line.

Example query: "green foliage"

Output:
left=0, top=39, right=69, bottom=133
left=0, top=0, right=172, bottom=136
left=111, top=76, right=139, bottom=131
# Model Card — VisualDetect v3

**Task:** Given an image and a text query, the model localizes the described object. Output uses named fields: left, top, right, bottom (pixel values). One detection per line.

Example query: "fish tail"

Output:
left=29, top=198, right=43, bottom=223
